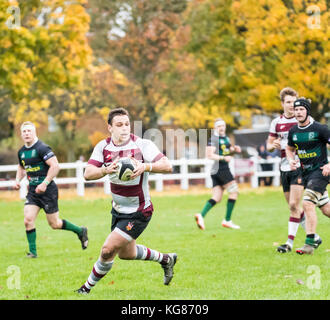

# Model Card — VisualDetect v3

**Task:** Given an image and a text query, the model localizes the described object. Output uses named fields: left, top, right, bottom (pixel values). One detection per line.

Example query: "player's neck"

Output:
left=298, top=117, right=311, bottom=128
left=25, top=137, right=38, bottom=148
left=112, top=136, right=130, bottom=146
left=214, top=132, right=226, bottom=137
left=283, top=111, right=294, bottom=119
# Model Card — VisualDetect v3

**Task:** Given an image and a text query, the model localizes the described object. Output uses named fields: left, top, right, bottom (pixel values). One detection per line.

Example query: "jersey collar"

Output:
left=297, top=116, right=314, bottom=129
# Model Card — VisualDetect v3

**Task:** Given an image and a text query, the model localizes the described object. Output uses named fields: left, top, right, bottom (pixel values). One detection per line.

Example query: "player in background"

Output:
left=14, top=122, right=88, bottom=258
left=287, top=98, right=330, bottom=255
left=194, top=118, right=241, bottom=230
left=266, top=88, right=321, bottom=253
left=76, top=108, right=176, bottom=294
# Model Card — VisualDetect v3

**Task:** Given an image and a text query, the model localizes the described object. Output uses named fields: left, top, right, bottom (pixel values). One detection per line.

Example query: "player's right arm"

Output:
left=267, top=118, right=281, bottom=152
left=84, top=162, right=118, bottom=181
left=84, top=140, right=118, bottom=180
left=266, top=135, right=281, bottom=152
left=14, top=164, right=26, bottom=190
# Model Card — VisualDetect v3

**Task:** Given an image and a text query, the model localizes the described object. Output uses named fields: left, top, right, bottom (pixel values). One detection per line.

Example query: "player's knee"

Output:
left=24, top=217, right=34, bottom=228
left=101, top=245, right=117, bottom=261
left=48, top=219, right=62, bottom=229
left=228, top=192, right=238, bottom=200
left=288, top=201, right=299, bottom=213
left=302, top=199, right=316, bottom=212
left=320, top=202, right=330, bottom=218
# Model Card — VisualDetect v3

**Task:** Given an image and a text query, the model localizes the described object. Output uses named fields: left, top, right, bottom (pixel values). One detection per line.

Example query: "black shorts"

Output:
left=211, top=168, right=234, bottom=188
left=25, top=182, right=59, bottom=214
left=280, top=168, right=303, bottom=193
left=303, top=169, right=329, bottom=194
left=111, top=208, right=153, bottom=240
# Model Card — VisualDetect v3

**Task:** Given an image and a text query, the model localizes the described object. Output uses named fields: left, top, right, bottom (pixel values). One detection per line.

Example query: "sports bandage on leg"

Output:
left=303, top=189, right=323, bottom=205
left=317, top=190, right=329, bottom=208
left=226, top=182, right=238, bottom=194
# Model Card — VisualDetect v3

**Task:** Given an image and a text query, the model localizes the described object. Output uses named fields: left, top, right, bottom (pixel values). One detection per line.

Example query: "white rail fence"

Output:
left=1, top=157, right=328, bottom=199
left=0, top=159, right=213, bottom=199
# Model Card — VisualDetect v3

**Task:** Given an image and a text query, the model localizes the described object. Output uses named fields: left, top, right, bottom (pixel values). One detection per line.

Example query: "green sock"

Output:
left=305, top=234, right=315, bottom=246
left=201, top=199, right=216, bottom=217
left=26, top=229, right=37, bottom=255
left=62, top=219, right=82, bottom=235
left=225, top=199, right=236, bottom=221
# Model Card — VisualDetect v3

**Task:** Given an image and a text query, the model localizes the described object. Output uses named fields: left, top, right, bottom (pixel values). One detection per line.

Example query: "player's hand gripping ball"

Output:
left=116, top=157, right=136, bottom=181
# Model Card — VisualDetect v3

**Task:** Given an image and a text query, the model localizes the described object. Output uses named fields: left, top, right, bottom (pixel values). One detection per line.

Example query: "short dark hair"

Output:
left=107, top=108, right=129, bottom=125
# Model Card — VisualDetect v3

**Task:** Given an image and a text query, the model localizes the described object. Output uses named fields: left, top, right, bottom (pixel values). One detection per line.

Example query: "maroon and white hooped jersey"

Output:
left=268, top=115, right=300, bottom=172
left=88, top=134, right=164, bottom=214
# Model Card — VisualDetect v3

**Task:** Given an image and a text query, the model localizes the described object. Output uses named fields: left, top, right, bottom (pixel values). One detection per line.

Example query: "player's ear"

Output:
left=108, top=124, right=112, bottom=134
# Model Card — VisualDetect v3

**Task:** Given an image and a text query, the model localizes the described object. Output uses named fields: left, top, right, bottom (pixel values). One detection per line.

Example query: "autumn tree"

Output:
left=0, top=0, right=92, bottom=160
left=231, top=0, right=330, bottom=121
left=44, top=64, right=134, bottom=162
left=157, top=0, right=252, bottom=131
left=86, top=0, right=188, bottom=128
left=0, top=1, right=91, bottom=119
left=160, top=0, right=330, bottom=129
left=0, top=0, right=91, bottom=103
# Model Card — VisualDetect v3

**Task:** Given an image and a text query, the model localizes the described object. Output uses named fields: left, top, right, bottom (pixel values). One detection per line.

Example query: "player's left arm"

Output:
left=35, top=156, right=60, bottom=194
left=130, top=156, right=172, bottom=179
left=228, top=137, right=241, bottom=154
left=131, top=139, right=172, bottom=179
left=321, top=163, right=330, bottom=176
left=146, top=156, right=172, bottom=173
left=230, top=145, right=241, bottom=154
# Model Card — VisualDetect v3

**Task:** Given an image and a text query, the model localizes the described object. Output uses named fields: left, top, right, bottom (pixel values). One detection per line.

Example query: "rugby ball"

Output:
left=116, top=157, right=136, bottom=181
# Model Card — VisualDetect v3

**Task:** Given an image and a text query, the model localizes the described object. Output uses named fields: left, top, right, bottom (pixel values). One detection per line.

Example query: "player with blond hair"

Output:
left=15, top=122, right=88, bottom=258
left=194, top=118, right=241, bottom=230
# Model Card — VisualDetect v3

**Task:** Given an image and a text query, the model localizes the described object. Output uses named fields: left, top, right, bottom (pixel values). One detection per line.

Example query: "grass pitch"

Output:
left=0, top=187, right=329, bottom=300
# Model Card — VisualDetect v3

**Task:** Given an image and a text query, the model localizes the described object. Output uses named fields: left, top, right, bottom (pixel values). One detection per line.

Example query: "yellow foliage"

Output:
left=97, top=107, right=111, bottom=121
left=161, top=102, right=237, bottom=129
left=230, top=0, right=329, bottom=116
left=88, top=131, right=108, bottom=147
left=0, top=0, right=93, bottom=132
left=10, top=98, right=50, bottom=125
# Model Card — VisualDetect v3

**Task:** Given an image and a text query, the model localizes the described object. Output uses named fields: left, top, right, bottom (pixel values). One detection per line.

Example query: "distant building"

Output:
left=233, top=114, right=276, bottom=150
